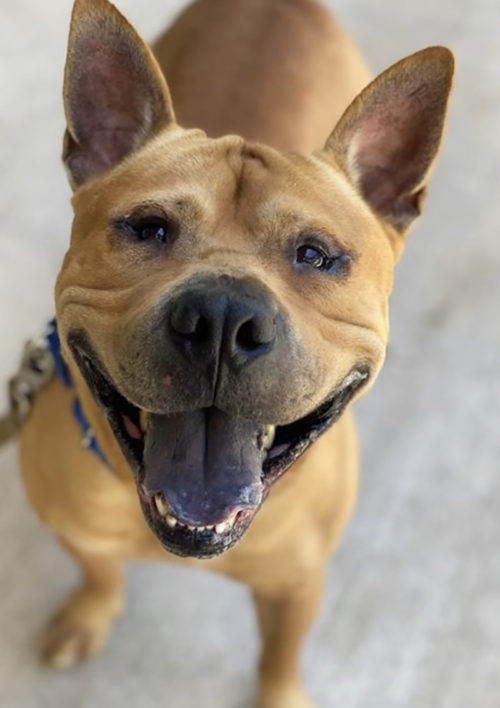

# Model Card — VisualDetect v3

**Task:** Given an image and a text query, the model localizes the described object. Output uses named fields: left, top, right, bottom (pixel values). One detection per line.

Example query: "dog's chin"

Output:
left=70, top=343, right=369, bottom=559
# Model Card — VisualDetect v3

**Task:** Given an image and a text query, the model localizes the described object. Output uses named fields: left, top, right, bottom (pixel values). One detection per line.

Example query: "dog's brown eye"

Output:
left=137, top=221, right=168, bottom=242
left=295, top=244, right=351, bottom=274
left=133, top=218, right=172, bottom=243
left=296, top=245, right=327, bottom=269
left=114, top=216, right=176, bottom=244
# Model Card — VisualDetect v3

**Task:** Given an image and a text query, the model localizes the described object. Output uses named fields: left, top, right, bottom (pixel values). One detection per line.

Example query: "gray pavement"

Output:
left=1, top=0, right=499, bottom=706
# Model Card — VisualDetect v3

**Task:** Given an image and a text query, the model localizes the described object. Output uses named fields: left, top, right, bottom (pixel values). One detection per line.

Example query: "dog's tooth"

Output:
left=187, top=524, right=196, bottom=531
left=139, top=409, right=149, bottom=433
left=155, top=494, right=168, bottom=516
left=165, top=514, right=177, bottom=528
left=262, top=424, right=276, bottom=450
left=215, top=512, right=239, bottom=534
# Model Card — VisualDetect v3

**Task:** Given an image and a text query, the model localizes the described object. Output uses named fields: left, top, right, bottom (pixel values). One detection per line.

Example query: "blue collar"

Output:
left=46, top=320, right=109, bottom=467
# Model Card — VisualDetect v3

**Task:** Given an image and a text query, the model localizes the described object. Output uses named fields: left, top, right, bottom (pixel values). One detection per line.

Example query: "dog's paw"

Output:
left=41, top=588, right=123, bottom=669
left=257, top=684, right=317, bottom=708
left=42, top=622, right=101, bottom=669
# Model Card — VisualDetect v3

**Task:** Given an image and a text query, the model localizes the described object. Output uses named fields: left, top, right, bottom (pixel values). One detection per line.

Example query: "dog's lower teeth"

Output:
left=155, top=494, right=168, bottom=516
left=158, top=512, right=234, bottom=534
left=216, top=515, right=237, bottom=534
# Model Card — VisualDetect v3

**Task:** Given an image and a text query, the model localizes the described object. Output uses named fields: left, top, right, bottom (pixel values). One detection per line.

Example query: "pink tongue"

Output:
left=267, top=443, right=289, bottom=460
left=123, top=415, right=142, bottom=440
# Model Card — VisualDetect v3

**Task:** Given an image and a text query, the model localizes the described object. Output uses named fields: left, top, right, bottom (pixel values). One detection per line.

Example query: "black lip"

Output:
left=261, top=366, right=370, bottom=486
left=69, top=337, right=143, bottom=472
left=138, top=486, right=255, bottom=558
left=68, top=331, right=370, bottom=558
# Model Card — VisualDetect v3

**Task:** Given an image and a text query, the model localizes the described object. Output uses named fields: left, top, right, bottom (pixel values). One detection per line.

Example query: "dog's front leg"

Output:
left=252, top=567, right=325, bottom=708
left=42, top=540, right=124, bottom=669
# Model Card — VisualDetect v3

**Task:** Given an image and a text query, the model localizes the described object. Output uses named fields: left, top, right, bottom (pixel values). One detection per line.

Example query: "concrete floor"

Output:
left=1, top=0, right=500, bottom=706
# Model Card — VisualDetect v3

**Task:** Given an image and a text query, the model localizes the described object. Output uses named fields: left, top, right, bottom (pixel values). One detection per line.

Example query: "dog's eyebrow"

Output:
left=113, top=196, right=202, bottom=222
left=253, top=204, right=345, bottom=243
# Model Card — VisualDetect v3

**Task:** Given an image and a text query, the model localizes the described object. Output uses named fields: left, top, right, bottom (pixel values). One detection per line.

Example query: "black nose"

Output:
left=169, top=276, right=277, bottom=367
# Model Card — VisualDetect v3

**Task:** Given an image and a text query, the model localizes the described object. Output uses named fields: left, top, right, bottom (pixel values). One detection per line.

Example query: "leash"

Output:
left=0, top=321, right=108, bottom=467
left=0, top=327, right=55, bottom=444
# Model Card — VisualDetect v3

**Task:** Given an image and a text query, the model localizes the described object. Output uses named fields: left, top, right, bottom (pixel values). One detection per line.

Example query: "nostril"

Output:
left=236, top=319, right=261, bottom=352
left=170, top=305, right=209, bottom=345
left=235, top=316, right=275, bottom=353
left=183, top=316, right=210, bottom=344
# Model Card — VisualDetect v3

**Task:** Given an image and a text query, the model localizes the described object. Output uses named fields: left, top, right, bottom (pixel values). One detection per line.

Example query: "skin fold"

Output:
left=18, top=0, right=453, bottom=705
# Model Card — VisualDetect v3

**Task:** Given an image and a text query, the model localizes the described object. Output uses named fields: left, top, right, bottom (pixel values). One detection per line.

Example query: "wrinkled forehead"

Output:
left=72, top=128, right=387, bottom=254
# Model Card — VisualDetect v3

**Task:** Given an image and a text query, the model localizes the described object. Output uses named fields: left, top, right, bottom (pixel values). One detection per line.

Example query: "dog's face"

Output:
left=56, top=0, right=453, bottom=557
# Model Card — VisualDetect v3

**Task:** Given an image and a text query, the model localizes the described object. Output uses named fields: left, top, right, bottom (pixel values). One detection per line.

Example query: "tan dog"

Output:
left=16, top=0, right=453, bottom=705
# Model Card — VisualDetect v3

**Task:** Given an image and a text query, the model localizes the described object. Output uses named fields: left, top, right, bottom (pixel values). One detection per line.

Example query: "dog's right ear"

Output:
left=63, top=0, right=175, bottom=188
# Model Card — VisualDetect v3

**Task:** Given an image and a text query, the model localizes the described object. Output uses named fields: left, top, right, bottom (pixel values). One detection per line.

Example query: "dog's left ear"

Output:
left=324, top=47, right=454, bottom=237
left=63, top=0, right=175, bottom=188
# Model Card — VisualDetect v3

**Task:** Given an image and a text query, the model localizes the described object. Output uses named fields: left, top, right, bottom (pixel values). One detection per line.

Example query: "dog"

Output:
left=13, top=0, right=454, bottom=705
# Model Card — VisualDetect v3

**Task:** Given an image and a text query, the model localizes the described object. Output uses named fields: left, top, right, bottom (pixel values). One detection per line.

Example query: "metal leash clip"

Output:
left=8, top=329, right=56, bottom=426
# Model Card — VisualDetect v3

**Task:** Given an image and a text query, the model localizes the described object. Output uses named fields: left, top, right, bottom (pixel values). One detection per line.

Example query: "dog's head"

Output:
left=56, top=0, right=453, bottom=557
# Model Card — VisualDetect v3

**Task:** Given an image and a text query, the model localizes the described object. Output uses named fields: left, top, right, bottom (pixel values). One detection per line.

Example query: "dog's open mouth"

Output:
left=71, top=342, right=369, bottom=558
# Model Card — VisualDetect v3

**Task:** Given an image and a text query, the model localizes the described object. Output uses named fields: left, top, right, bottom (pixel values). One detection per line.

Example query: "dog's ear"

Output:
left=63, top=0, right=175, bottom=187
left=324, top=47, right=454, bottom=236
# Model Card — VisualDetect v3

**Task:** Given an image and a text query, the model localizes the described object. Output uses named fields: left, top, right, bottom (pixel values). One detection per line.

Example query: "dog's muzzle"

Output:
left=68, top=275, right=371, bottom=558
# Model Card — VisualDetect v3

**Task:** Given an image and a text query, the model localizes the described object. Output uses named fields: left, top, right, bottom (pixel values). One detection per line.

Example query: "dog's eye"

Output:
left=132, top=218, right=172, bottom=243
left=114, top=216, right=177, bottom=244
left=136, top=220, right=169, bottom=242
left=296, top=245, right=327, bottom=269
left=295, top=244, right=351, bottom=274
